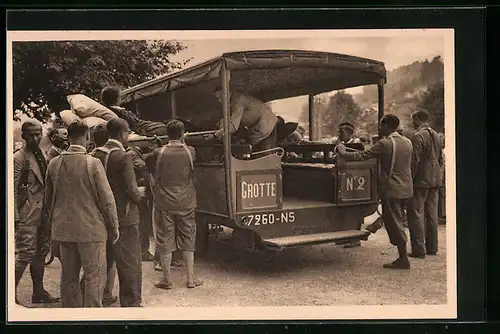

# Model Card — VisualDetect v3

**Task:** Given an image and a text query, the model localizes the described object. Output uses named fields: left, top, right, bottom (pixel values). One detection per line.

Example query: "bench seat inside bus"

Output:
left=281, top=162, right=337, bottom=203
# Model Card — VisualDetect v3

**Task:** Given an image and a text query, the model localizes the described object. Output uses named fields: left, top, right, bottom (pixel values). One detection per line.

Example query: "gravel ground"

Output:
left=15, top=212, right=447, bottom=308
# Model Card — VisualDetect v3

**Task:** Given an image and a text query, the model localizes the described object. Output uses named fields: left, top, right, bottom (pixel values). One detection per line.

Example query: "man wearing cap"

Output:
left=213, top=87, right=278, bottom=152
left=14, top=120, right=60, bottom=305
left=46, top=127, right=69, bottom=162
left=407, top=109, right=444, bottom=258
left=337, top=114, right=413, bottom=269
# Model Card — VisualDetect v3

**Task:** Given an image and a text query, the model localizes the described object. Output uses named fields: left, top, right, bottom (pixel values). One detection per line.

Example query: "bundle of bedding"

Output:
left=61, top=94, right=148, bottom=141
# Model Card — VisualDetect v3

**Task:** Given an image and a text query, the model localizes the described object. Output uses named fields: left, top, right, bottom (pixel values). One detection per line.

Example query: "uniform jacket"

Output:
left=46, top=145, right=63, bottom=162
left=93, top=139, right=142, bottom=226
left=13, top=147, right=47, bottom=224
left=153, top=141, right=197, bottom=211
left=223, top=92, right=278, bottom=145
left=45, top=145, right=119, bottom=243
left=342, top=131, right=414, bottom=200
left=411, top=124, right=444, bottom=188
left=126, top=146, right=154, bottom=200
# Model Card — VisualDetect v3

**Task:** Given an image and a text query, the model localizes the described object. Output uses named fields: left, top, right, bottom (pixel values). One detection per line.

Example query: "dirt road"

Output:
left=15, top=218, right=447, bottom=308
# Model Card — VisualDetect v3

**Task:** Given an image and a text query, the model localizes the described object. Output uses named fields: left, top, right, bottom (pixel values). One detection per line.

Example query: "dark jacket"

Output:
left=341, top=132, right=414, bottom=200
left=45, top=145, right=119, bottom=242
left=126, top=146, right=153, bottom=200
left=93, top=139, right=142, bottom=226
left=411, top=124, right=444, bottom=188
left=46, top=146, right=63, bottom=162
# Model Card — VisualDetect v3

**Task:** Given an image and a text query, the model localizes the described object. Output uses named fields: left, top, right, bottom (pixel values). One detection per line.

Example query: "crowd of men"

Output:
left=14, top=87, right=204, bottom=308
left=13, top=84, right=446, bottom=308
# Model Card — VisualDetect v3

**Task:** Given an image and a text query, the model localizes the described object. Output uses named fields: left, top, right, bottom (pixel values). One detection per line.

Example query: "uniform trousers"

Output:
left=381, top=199, right=408, bottom=247
left=407, top=187, right=439, bottom=255
left=59, top=241, right=106, bottom=307
left=113, top=224, right=142, bottom=307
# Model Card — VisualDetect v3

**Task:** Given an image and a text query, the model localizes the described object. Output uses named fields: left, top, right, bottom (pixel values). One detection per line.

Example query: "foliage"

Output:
left=354, top=55, right=444, bottom=133
left=12, top=40, right=191, bottom=122
left=418, top=81, right=445, bottom=133
left=300, top=91, right=363, bottom=138
left=298, top=55, right=445, bottom=138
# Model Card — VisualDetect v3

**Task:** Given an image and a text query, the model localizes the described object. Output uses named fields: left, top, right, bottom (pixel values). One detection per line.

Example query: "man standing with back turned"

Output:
left=153, top=119, right=203, bottom=290
left=46, top=120, right=119, bottom=307
left=407, top=109, right=444, bottom=258
left=337, top=114, right=413, bottom=269
left=93, top=118, right=146, bottom=307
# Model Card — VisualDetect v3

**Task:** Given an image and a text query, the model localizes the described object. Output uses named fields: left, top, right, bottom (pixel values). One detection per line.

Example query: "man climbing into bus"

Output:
left=337, top=114, right=413, bottom=269
left=213, top=86, right=278, bottom=152
left=100, top=86, right=168, bottom=137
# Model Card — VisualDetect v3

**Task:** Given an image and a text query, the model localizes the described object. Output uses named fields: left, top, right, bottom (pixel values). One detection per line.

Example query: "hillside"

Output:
left=354, top=55, right=444, bottom=131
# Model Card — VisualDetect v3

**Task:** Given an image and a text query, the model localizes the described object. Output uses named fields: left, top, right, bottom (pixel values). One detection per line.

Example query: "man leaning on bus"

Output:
left=213, top=86, right=278, bottom=152
left=337, top=114, right=414, bottom=269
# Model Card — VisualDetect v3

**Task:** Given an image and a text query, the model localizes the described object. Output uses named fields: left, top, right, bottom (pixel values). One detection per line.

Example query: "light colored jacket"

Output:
left=342, top=132, right=414, bottom=200
left=411, top=124, right=444, bottom=188
left=224, top=92, right=278, bottom=145
left=13, top=148, right=47, bottom=223
left=45, top=145, right=119, bottom=242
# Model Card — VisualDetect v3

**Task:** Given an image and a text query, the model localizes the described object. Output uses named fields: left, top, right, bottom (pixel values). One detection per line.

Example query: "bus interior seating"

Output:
left=280, top=143, right=338, bottom=203
left=185, top=137, right=253, bottom=163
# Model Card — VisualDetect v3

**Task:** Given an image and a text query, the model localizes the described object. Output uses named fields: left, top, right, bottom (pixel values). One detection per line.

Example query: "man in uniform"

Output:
left=14, top=120, right=60, bottom=305
left=213, top=86, right=278, bottom=152
left=87, top=123, right=119, bottom=306
left=93, top=118, right=146, bottom=307
left=46, top=127, right=69, bottom=161
left=153, top=119, right=203, bottom=290
left=46, top=120, right=119, bottom=307
left=407, top=109, right=444, bottom=258
left=338, top=114, right=413, bottom=269
left=126, top=144, right=155, bottom=262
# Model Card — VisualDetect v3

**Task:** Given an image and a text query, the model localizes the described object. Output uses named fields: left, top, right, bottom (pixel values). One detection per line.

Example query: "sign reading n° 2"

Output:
left=236, top=170, right=282, bottom=212
left=339, top=168, right=372, bottom=202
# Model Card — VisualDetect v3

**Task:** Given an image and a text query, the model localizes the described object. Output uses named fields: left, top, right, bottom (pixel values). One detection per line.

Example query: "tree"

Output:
left=299, top=91, right=363, bottom=138
left=322, top=91, right=362, bottom=136
left=418, top=81, right=445, bottom=133
left=12, top=40, right=191, bottom=122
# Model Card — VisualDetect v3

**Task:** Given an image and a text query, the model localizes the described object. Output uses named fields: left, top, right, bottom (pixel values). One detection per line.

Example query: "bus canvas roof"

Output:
left=119, top=50, right=387, bottom=129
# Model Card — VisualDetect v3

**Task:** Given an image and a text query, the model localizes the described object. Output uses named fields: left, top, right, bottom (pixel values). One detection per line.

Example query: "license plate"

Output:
left=340, top=169, right=371, bottom=201
left=241, top=211, right=296, bottom=227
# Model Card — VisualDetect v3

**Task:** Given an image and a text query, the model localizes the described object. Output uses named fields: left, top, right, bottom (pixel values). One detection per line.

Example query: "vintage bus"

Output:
left=120, top=50, right=387, bottom=254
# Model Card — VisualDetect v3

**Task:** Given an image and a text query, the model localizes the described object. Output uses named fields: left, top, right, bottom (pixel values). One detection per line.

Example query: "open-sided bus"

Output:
left=120, top=50, right=387, bottom=254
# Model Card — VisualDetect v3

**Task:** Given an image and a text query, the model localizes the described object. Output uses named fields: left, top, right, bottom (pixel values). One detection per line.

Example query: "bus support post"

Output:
left=377, top=79, right=385, bottom=133
left=221, top=63, right=234, bottom=219
left=308, top=94, right=315, bottom=141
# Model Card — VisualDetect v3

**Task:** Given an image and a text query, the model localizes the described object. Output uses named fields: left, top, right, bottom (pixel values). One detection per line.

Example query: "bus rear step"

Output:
left=262, top=230, right=370, bottom=251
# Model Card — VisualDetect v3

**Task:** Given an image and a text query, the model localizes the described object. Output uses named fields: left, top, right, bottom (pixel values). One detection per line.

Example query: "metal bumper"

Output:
left=262, top=229, right=370, bottom=251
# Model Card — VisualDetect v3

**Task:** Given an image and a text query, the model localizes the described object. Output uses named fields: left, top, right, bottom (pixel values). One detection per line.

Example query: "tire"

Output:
left=195, top=215, right=209, bottom=257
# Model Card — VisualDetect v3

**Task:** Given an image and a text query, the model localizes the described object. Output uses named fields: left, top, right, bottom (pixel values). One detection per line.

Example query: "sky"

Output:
left=169, top=35, right=445, bottom=123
